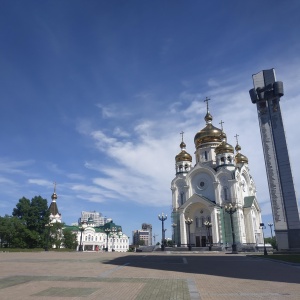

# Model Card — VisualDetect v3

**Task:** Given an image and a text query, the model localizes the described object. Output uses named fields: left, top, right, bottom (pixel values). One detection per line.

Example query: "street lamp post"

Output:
left=185, top=218, right=193, bottom=251
left=78, top=222, right=87, bottom=251
left=111, top=227, right=117, bottom=251
left=158, top=213, right=167, bottom=251
left=268, top=223, right=274, bottom=239
left=105, top=228, right=111, bottom=252
left=260, top=223, right=268, bottom=256
left=45, top=222, right=53, bottom=251
left=224, top=203, right=238, bottom=254
left=171, top=223, right=177, bottom=247
left=204, top=221, right=212, bottom=251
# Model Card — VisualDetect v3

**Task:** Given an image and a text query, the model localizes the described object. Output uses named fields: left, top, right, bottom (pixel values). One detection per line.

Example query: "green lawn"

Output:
left=258, top=254, right=300, bottom=264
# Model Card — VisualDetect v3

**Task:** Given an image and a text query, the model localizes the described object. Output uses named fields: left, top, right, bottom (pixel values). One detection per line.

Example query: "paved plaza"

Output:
left=0, top=251, right=299, bottom=300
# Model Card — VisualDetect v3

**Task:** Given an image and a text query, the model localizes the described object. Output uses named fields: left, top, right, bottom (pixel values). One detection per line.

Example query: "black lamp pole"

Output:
left=172, top=223, right=177, bottom=247
left=45, top=223, right=52, bottom=251
left=268, top=223, right=274, bottom=239
left=158, top=213, right=167, bottom=251
left=111, top=227, right=117, bottom=251
left=185, top=218, right=193, bottom=251
left=260, top=223, right=268, bottom=255
left=78, top=227, right=84, bottom=251
left=105, top=228, right=111, bottom=252
left=225, top=203, right=238, bottom=253
left=78, top=222, right=87, bottom=251
left=204, top=221, right=212, bottom=251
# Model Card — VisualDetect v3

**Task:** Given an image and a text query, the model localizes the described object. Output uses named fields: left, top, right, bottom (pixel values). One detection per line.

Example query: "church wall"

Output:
left=188, top=171, right=216, bottom=202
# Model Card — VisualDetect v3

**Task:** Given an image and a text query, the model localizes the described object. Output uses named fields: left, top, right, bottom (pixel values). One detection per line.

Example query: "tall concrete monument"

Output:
left=249, top=69, right=300, bottom=250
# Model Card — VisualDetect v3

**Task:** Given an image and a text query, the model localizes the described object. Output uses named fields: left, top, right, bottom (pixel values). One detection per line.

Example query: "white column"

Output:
left=180, top=213, right=187, bottom=245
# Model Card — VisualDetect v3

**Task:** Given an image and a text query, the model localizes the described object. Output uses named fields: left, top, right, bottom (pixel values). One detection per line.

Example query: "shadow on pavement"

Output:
left=102, top=253, right=300, bottom=284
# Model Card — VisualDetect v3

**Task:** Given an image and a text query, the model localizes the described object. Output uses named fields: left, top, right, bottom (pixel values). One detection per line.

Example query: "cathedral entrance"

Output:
left=201, top=236, right=207, bottom=247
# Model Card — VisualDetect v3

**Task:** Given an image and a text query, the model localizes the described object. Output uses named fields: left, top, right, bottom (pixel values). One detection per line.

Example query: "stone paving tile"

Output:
left=0, top=252, right=299, bottom=300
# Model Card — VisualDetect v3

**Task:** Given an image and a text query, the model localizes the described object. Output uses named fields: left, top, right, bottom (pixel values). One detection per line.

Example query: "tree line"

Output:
left=0, top=196, right=77, bottom=250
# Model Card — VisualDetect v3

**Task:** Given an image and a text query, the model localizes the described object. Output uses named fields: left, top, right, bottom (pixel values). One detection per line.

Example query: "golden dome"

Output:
left=235, top=144, right=241, bottom=152
left=194, top=123, right=224, bottom=148
left=175, top=150, right=192, bottom=162
left=235, top=153, right=248, bottom=164
left=51, top=192, right=57, bottom=200
left=194, top=111, right=224, bottom=148
left=175, top=138, right=192, bottom=162
left=215, top=141, right=234, bottom=155
left=234, top=142, right=248, bottom=164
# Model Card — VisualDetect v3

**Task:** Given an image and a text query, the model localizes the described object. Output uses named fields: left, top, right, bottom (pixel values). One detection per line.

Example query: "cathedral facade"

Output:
left=171, top=106, right=263, bottom=250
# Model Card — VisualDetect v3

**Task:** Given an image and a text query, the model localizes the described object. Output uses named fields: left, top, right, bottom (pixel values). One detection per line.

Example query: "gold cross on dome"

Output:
left=204, top=97, right=210, bottom=112
left=180, top=131, right=184, bottom=142
left=234, top=134, right=239, bottom=144
left=219, top=120, right=224, bottom=131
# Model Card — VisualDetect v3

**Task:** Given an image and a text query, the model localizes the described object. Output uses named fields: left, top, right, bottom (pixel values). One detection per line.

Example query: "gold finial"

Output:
left=219, top=120, right=225, bottom=131
left=234, top=134, right=239, bottom=144
left=180, top=131, right=184, bottom=142
left=204, top=97, right=210, bottom=113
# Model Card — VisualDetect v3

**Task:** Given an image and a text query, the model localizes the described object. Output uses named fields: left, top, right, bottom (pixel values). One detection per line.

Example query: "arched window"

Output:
left=180, top=192, right=184, bottom=205
left=224, top=187, right=228, bottom=201
left=201, top=217, right=205, bottom=227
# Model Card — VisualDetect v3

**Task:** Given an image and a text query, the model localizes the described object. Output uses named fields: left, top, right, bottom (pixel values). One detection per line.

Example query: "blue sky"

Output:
left=1, top=0, right=300, bottom=241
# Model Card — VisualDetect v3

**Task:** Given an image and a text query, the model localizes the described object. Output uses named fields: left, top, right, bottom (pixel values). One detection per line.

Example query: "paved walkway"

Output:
left=0, top=251, right=299, bottom=299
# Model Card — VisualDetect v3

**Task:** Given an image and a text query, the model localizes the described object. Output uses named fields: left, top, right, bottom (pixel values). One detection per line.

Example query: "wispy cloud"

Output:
left=28, top=179, right=53, bottom=187
left=76, top=65, right=300, bottom=215
left=0, top=159, right=35, bottom=175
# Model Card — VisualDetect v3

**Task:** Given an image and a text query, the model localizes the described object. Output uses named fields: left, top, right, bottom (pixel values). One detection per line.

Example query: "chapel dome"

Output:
left=194, top=112, right=224, bottom=148
left=234, top=143, right=248, bottom=164
left=175, top=138, right=192, bottom=162
left=215, top=141, right=234, bottom=155
left=175, top=150, right=192, bottom=162
left=51, top=192, right=57, bottom=200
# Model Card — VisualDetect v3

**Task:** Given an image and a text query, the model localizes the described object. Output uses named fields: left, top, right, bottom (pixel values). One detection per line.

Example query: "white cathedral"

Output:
left=171, top=105, right=263, bottom=251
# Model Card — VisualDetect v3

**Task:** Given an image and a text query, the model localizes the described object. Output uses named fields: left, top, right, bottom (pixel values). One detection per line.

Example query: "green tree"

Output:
left=62, top=229, right=78, bottom=250
left=264, top=237, right=277, bottom=249
left=12, top=196, right=50, bottom=248
left=0, top=215, right=29, bottom=248
left=50, top=222, right=64, bottom=249
left=138, top=240, right=145, bottom=246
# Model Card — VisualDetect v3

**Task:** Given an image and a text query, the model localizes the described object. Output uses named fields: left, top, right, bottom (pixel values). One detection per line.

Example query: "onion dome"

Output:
left=234, top=140, right=248, bottom=164
left=194, top=111, right=224, bottom=148
left=175, top=141, right=192, bottom=162
left=215, top=131, right=234, bottom=155
left=215, top=141, right=234, bottom=155
left=51, top=192, right=57, bottom=200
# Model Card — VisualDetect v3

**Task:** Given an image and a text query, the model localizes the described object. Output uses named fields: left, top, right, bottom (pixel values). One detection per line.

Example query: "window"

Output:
left=205, top=151, right=208, bottom=161
left=180, top=192, right=184, bottom=205
left=224, top=187, right=228, bottom=201
left=201, top=217, right=205, bottom=227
